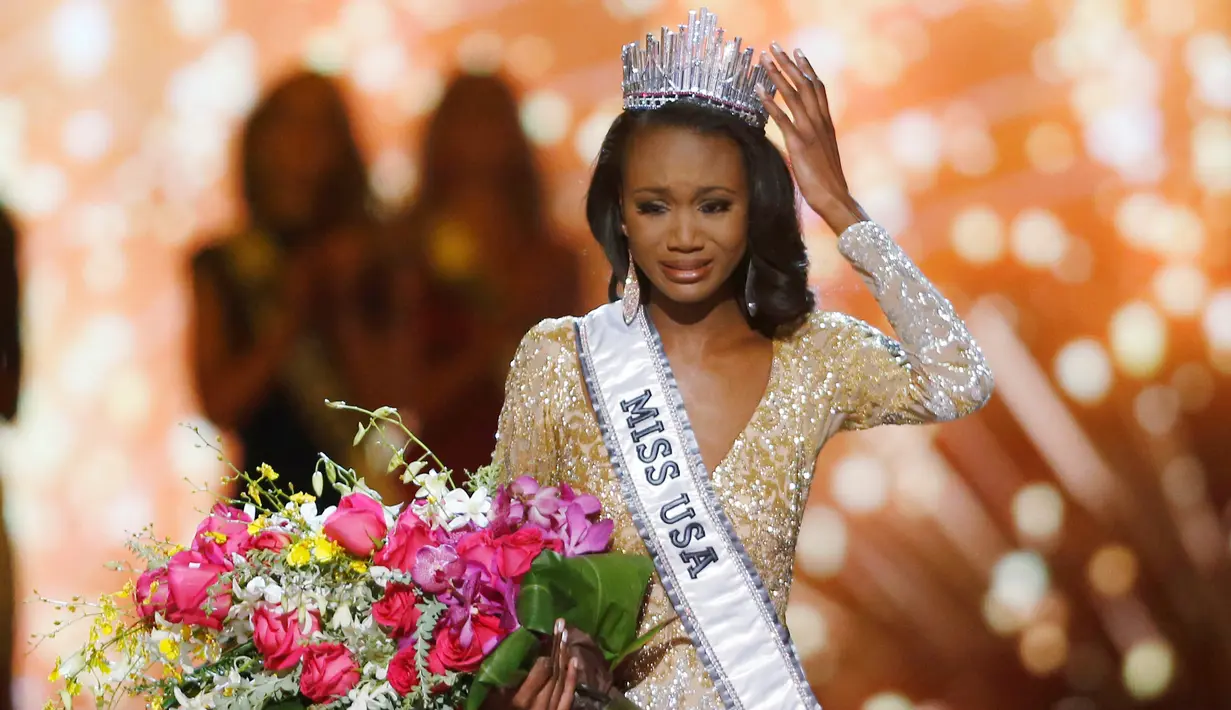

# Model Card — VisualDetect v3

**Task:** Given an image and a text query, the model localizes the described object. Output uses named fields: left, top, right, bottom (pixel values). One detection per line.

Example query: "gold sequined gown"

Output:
left=493, top=222, right=994, bottom=708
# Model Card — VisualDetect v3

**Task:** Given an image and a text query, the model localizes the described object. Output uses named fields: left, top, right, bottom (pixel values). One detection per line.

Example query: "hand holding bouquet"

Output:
left=39, top=403, right=658, bottom=710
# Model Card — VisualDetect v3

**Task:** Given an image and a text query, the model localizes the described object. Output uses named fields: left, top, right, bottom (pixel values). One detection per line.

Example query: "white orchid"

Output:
left=347, top=681, right=396, bottom=710
left=172, top=687, right=216, bottom=710
left=442, top=487, right=493, bottom=530
left=399, top=460, right=429, bottom=485
left=412, top=469, right=450, bottom=504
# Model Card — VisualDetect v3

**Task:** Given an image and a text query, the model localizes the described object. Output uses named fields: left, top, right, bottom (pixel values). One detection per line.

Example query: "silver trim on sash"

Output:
left=576, top=303, right=820, bottom=710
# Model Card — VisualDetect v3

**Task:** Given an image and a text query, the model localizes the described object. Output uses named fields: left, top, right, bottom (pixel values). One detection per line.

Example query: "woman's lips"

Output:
left=659, top=260, right=713, bottom=284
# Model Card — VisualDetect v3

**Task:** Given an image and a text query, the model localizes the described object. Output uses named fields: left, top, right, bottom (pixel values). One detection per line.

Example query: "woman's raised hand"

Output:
left=757, top=44, right=867, bottom=235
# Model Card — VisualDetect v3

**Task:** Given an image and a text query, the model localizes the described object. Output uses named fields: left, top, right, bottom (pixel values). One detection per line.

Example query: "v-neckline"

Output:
left=642, top=314, right=782, bottom=477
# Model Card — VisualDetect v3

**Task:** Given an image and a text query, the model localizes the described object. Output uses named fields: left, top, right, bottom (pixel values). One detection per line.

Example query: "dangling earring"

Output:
left=622, top=250, right=641, bottom=325
left=745, top=260, right=758, bottom=317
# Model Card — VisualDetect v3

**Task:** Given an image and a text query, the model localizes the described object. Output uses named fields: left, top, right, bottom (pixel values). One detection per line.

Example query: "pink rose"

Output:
left=494, top=526, right=549, bottom=578
left=323, top=493, right=388, bottom=558
left=192, top=504, right=253, bottom=568
left=387, top=646, right=420, bottom=696
left=427, top=615, right=503, bottom=674
left=456, top=529, right=497, bottom=575
left=299, top=643, right=361, bottom=703
left=244, top=529, right=291, bottom=555
left=371, top=583, right=422, bottom=638
left=164, top=550, right=231, bottom=630
left=252, top=606, right=319, bottom=671
left=375, top=509, right=437, bottom=572
left=133, top=566, right=170, bottom=620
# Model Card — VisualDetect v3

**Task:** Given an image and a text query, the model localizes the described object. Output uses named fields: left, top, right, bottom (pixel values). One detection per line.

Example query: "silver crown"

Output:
left=621, top=7, right=777, bottom=129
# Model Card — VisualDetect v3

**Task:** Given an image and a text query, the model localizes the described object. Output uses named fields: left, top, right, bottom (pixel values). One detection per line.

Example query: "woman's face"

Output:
left=253, top=79, right=347, bottom=232
left=621, top=125, right=749, bottom=309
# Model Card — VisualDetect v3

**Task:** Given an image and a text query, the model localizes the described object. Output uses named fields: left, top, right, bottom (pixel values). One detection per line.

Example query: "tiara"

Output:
left=621, top=7, right=777, bottom=129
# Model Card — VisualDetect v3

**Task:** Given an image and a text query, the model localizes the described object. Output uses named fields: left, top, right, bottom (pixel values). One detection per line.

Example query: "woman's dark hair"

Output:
left=585, top=100, right=814, bottom=337
left=411, top=72, right=548, bottom=243
left=239, top=71, right=370, bottom=238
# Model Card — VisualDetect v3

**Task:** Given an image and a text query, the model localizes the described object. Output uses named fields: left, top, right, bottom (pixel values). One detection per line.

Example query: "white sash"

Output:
left=576, top=303, right=820, bottom=710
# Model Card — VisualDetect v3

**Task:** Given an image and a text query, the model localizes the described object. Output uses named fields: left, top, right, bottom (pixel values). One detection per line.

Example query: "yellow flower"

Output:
left=350, top=560, right=368, bottom=574
left=65, top=679, right=82, bottom=696
left=289, top=492, right=316, bottom=505
left=312, top=534, right=340, bottom=563
left=158, top=637, right=180, bottom=662
left=247, top=481, right=262, bottom=505
left=150, top=697, right=164, bottom=710
left=202, top=531, right=228, bottom=545
left=49, top=657, right=61, bottom=682
left=247, top=515, right=267, bottom=535
left=167, top=544, right=185, bottom=555
left=258, top=463, right=279, bottom=481
left=287, top=541, right=312, bottom=567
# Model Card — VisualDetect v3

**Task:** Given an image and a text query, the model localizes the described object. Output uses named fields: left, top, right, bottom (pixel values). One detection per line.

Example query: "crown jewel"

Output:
left=621, top=8, right=777, bottom=129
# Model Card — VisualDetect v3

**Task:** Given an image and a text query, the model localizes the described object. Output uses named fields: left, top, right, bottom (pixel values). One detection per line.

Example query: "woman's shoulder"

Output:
left=780, top=307, right=893, bottom=360
left=509, top=316, right=582, bottom=371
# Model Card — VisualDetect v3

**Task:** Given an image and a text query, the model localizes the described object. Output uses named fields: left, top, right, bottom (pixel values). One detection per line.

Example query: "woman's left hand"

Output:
left=757, top=44, right=867, bottom=235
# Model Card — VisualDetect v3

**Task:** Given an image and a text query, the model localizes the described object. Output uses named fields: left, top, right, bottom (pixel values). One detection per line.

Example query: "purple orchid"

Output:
left=559, top=502, right=615, bottom=557
left=558, top=482, right=602, bottom=516
left=412, top=544, right=465, bottom=594
left=511, top=477, right=566, bottom=531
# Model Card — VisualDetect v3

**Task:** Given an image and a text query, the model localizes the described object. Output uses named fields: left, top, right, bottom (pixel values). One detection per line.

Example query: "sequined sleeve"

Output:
left=828, top=221, right=994, bottom=429
left=492, top=319, right=574, bottom=482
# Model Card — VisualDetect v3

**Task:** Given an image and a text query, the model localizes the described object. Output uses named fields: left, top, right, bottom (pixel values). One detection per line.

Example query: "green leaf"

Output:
left=517, top=552, right=655, bottom=657
left=610, top=614, right=677, bottom=669
left=464, top=683, right=491, bottom=710
left=473, top=628, right=537, bottom=687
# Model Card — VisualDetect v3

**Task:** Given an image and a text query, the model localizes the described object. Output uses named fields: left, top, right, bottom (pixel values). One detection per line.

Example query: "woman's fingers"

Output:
left=759, top=53, right=815, bottom=141
left=554, top=659, right=580, bottom=710
left=768, top=43, right=824, bottom=131
left=548, top=624, right=571, bottom=710
left=792, top=49, right=833, bottom=127
left=510, top=657, right=552, bottom=708
left=756, top=83, right=800, bottom=142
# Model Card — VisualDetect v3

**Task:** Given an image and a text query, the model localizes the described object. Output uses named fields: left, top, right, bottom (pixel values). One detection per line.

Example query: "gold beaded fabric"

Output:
left=492, top=222, right=994, bottom=708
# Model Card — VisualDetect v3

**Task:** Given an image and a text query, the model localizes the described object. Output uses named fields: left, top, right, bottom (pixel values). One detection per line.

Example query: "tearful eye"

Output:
left=699, top=200, right=733, bottom=214
left=635, top=202, right=668, bottom=215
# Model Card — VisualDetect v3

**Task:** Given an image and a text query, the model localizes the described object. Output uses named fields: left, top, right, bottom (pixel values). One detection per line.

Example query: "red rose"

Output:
left=299, top=643, right=361, bottom=703
left=323, top=493, right=388, bottom=558
left=456, top=529, right=497, bottom=575
left=371, top=583, right=422, bottom=638
left=374, top=509, right=436, bottom=572
left=133, top=566, right=170, bottom=620
left=164, top=550, right=231, bottom=630
left=494, top=526, right=549, bottom=578
left=252, top=605, right=319, bottom=671
left=244, top=529, right=291, bottom=555
left=427, top=615, right=504, bottom=674
left=191, top=504, right=252, bottom=568
left=387, top=646, right=420, bottom=696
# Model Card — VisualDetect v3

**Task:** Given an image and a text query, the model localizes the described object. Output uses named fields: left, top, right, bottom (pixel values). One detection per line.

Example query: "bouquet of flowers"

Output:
left=39, top=403, right=658, bottom=710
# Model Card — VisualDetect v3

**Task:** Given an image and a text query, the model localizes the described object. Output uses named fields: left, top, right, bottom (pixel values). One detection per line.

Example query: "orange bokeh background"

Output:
left=1, top=0, right=1229, bottom=707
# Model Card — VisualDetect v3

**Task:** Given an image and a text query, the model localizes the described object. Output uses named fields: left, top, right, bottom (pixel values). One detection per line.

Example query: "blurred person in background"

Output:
left=389, top=72, right=579, bottom=476
left=0, top=203, right=19, bottom=710
left=189, top=71, right=404, bottom=507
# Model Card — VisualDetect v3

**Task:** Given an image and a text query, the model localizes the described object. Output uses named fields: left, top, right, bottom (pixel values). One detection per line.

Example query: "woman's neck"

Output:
left=647, top=293, right=756, bottom=351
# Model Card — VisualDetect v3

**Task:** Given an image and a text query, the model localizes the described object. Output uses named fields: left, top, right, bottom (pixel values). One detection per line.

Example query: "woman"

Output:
left=490, top=10, right=993, bottom=710
left=190, top=72, right=397, bottom=506
left=0, top=204, right=19, bottom=710
left=391, top=72, right=578, bottom=476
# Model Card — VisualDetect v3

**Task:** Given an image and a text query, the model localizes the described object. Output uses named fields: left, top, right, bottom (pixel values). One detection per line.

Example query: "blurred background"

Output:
left=0, top=0, right=1229, bottom=708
